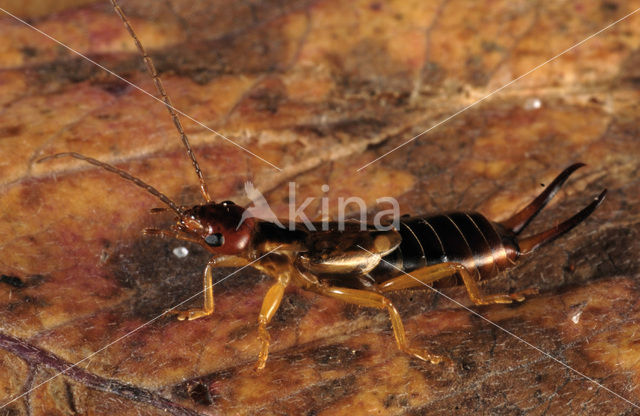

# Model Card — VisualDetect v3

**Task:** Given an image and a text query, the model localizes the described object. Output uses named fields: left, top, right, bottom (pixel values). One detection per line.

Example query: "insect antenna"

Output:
left=110, top=0, right=212, bottom=203
left=37, top=152, right=184, bottom=216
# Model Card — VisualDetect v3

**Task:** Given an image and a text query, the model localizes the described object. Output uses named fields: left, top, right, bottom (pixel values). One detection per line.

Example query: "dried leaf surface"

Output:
left=1, top=0, right=640, bottom=415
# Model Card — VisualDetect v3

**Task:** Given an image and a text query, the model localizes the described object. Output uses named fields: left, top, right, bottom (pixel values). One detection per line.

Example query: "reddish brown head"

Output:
left=179, top=201, right=255, bottom=255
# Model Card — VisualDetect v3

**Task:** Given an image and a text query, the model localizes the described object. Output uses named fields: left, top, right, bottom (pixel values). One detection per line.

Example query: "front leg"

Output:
left=168, top=255, right=249, bottom=321
left=169, top=260, right=215, bottom=321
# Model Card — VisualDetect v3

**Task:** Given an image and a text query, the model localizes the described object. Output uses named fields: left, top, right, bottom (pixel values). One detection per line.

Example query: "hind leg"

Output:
left=377, top=263, right=537, bottom=305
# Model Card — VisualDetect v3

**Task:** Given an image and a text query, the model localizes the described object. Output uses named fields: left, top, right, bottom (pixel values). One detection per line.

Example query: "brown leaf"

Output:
left=1, top=0, right=639, bottom=415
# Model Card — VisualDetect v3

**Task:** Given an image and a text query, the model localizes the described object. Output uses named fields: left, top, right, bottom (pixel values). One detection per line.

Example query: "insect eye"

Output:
left=221, top=200, right=235, bottom=206
left=204, top=233, right=225, bottom=247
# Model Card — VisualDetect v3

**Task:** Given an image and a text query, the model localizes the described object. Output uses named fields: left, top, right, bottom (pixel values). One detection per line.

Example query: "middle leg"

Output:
left=313, top=284, right=450, bottom=365
left=255, top=273, right=291, bottom=370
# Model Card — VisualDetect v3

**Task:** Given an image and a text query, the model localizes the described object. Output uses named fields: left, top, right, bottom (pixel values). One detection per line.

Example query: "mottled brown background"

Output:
left=1, top=0, right=639, bottom=415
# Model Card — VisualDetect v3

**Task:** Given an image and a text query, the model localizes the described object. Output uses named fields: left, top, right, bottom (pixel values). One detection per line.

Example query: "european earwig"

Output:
left=38, top=0, right=607, bottom=370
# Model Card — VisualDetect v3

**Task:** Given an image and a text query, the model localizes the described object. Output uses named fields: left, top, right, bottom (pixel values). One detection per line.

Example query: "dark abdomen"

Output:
left=370, top=213, right=520, bottom=286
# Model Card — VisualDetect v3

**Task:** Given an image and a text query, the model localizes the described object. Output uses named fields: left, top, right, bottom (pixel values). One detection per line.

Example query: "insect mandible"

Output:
left=38, top=0, right=607, bottom=370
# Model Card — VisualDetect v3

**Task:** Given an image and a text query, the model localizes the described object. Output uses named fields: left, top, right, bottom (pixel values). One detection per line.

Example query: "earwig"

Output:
left=38, top=0, right=607, bottom=369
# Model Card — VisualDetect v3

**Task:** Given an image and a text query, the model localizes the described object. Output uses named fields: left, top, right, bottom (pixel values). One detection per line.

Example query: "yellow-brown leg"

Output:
left=377, top=263, right=537, bottom=305
left=313, top=285, right=450, bottom=365
left=170, top=260, right=215, bottom=321
left=167, top=255, right=249, bottom=321
left=256, top=274, right=291, bottom=370
left=143, top=228, right=214, bottom=320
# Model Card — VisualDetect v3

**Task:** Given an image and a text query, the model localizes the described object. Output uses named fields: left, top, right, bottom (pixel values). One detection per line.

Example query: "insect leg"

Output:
left=256, top=274, right=291, bottom=370
left=142, top=228, right=214, bottom=319
left=167, top=256, right=248, bottom=320
left=376, top=263, right=468, bottom=292
left=169, top=260, right=215, bottom=321
left=378, top=263, right=537, bottom=305
left=312, top=285, right=450, bottom=365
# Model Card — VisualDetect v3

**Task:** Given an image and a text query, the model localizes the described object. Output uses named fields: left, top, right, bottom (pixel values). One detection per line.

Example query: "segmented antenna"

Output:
left=109, top=0, right=212, bottom=203
left=37, top=152, right=184, bottom=216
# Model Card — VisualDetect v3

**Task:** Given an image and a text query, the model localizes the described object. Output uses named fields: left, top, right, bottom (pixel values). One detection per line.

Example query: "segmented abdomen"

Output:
left=370, top=212, right=519, bottom=285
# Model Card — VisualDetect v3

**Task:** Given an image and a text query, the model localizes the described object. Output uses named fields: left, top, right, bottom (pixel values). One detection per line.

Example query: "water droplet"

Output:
left=173, top=246, right=189, bottom=258
left=524, top=97, right=542, bottom=110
